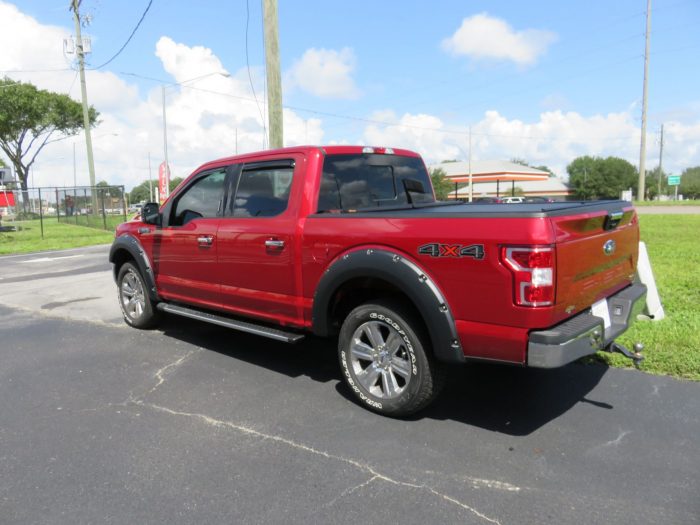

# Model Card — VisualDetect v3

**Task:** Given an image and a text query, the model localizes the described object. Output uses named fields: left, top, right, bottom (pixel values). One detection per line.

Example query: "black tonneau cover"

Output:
left=310, top=200, right=631, bottom=219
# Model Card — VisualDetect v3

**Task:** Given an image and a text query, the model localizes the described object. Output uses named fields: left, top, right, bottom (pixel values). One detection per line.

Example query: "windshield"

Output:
left=318, top=154, right=435, bottom=212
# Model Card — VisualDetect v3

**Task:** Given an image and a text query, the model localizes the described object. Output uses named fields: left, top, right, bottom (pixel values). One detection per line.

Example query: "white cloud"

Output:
left=0, top=4, right=324, bottom=191
left=442, top=13, right=557, bottom=66
left=362, top=108, right=700, bottom=178
left=363, top=111, right=461, bottom=162
left=286, top=47, right=360, bottom=99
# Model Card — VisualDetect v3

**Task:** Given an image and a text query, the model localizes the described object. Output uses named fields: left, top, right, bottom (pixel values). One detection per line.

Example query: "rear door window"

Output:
left=232, top=164, right=294, bottom=217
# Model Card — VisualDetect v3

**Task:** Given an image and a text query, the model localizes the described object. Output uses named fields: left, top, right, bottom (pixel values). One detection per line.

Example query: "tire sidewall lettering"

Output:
left=369, top=312, right=418, bottom=376
left=340, top=350, right=383, bottom=409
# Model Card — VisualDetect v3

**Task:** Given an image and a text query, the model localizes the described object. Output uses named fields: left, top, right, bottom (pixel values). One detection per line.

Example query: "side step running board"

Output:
left=156, top=303, right=305, bottom=344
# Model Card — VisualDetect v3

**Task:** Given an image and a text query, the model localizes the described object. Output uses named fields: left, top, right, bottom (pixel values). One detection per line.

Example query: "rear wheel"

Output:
left=117, top=262, right=159, bottom=329
left=338, top=300, right=445, bottom=417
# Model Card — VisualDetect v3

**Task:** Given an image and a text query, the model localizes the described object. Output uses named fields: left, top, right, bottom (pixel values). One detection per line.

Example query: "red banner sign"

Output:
left=158, top=161, right=170, bottom=204
left=0, top=191, right=15, bottom=207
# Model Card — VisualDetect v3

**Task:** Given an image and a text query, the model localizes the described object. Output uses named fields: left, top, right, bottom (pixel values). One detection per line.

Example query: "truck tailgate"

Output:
left=552, top=206, right=639, bottom=319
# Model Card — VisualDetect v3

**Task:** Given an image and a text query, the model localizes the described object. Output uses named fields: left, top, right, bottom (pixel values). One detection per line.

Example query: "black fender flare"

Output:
left=312, top=248, right=464, bottom=364
left=108, top=235, right=160, bottom=302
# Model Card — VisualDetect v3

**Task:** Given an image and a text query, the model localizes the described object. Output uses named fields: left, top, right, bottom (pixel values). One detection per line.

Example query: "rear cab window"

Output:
left=318, top=153, right=435, bottom=213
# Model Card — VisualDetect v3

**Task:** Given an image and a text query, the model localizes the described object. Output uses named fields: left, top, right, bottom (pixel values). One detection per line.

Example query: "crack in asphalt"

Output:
left=93, top=349, right=503, bottom=524
left=146, top=349, right=201, bottom=396
left=135, top=399, right=501, bottom=524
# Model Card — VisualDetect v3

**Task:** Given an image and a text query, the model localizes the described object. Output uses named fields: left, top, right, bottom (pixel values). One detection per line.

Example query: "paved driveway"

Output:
left=1, top=245, right=698, bottom=524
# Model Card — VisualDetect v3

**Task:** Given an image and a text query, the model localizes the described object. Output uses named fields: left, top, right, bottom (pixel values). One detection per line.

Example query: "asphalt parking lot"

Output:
left=1, top=245, right=699, bottom=524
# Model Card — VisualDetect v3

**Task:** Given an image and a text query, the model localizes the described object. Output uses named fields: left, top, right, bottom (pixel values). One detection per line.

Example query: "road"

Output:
left=1, top=245, right=698, bottom=524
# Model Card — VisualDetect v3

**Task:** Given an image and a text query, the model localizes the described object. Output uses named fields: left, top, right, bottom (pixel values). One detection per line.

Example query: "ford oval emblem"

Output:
left=603, top=239, right=616, bottom=255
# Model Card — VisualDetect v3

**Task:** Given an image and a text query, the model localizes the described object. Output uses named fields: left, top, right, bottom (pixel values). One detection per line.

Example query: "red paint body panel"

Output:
left=151, top=218, right=221, bottom=306
left=115, top=145, right=640, bottom=365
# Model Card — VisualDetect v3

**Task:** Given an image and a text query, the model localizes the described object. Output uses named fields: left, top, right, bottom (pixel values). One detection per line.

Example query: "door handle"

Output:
left=197, top=235, right=214, bottom=247
left=265, top=239, right=285, bottom=250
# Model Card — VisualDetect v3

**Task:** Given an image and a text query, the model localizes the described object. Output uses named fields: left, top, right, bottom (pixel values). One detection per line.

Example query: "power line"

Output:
left=174, top=82, right=642, bottom=143
left=0, top=68, right=74, bottom=73
left=245, top=0, right=266, bottom=146
left=118, top=70, right=640, bottom=143
left=88, top=0, right=153, bottom=70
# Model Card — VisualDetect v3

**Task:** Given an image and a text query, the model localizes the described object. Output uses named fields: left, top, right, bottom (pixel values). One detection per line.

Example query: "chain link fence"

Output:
left=0, top=185, right=127, bottom=238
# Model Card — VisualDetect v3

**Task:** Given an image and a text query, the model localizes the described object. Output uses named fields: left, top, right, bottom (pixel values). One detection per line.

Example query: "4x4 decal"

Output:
left=418, top=243, right=485, bottom=260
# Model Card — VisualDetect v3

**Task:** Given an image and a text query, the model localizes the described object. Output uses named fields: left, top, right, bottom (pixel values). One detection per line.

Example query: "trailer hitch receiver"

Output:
left=605, top=342, right=645, bottom=369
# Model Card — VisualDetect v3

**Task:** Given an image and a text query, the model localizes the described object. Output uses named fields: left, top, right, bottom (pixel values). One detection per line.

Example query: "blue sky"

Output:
left=1, top=0, right=699, bottom=189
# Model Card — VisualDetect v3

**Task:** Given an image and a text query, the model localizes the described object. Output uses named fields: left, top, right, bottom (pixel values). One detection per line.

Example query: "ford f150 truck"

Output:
left=110, top=145, right=646, bottom=416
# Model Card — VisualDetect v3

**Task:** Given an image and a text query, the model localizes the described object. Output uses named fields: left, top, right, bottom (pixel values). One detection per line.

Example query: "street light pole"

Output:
left=73, top=142, right=77, bottom=188
left=160, top=72, right=230, bottom=200
left=148, top=152, right=154, bottom=202
left=638, top=0, right=652, bottom=201
left=161, top=85, right=170, bottom=200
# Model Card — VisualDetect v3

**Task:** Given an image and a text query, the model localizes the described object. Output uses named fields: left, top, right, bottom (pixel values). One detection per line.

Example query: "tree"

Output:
left=429, top=167, right=453, bottom=200
left=129, top=180, right=153, bottom=203
left=567, top=156, right=638, bottom=200
left=645, top=167, right=669, bottom=200
left=95, top=180, right=123, bottom=198
left=0, top=78, right=98, bottom=197
left=679, top=166, right=700, bottom=199
left=511, top=158, right=555, bottom=177
left=533, top=165, right=556, bottom=177
left=169, top=176, right=184, bottom=192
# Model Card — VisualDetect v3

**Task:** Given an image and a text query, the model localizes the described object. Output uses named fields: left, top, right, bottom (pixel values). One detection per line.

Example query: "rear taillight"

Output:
left=500, top=245, right=556, bottom=307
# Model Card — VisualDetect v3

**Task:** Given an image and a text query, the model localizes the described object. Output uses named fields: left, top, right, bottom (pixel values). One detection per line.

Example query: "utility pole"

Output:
left=638, top=0, right=652, bottom=201
left=657, top=124, right=664, bottom=200
left=71, top=0, right=96, bottom=209
left=262, top=0, right=283, bottom=149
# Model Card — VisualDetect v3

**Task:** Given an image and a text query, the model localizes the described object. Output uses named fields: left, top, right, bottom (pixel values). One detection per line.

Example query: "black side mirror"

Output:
left=141, top=202, right=161, bottom=225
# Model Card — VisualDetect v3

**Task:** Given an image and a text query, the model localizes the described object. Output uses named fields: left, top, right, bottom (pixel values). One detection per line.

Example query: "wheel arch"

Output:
left=312, top=248, right=464, bottom=364
left=109, top=235, right=159, bottom=302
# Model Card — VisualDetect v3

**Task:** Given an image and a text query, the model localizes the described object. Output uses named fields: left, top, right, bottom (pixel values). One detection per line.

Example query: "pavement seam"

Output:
left=135, top=400, right=502, bottom=525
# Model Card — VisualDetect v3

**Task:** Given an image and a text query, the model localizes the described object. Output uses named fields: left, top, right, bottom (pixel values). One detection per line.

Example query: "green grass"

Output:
left=56, top=214, right=126, bottom=229
left=594, top=215, right=700, bottom=380
left=0, top=217, right=119, bottom=255
left=633, top=199, right=700, bottom=206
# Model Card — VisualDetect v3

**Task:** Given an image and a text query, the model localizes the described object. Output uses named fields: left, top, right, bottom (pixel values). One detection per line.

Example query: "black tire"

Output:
left=117, top=262, right=159, bottom=329
left=338, top=300, right=445, bottom=417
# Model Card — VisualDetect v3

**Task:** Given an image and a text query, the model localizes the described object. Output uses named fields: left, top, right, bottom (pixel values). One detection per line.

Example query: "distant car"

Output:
left=524, top=196, right=555, bottom=203
left=502, top=196, right=525, bottom=204
left=471, top=197, right=503, bottom=204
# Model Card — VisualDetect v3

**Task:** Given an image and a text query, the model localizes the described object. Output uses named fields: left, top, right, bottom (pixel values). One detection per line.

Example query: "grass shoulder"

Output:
left=0, top=217, right=118, bottom=255
left=633, top=199, right=700, bottom=207
left=593, top=214, right=700, bottom=380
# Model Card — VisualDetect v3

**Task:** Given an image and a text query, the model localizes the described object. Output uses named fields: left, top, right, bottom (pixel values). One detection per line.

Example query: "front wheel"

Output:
left=117, top=262, right=159, bottom=329
left=338, top=300, right=445, bottom=417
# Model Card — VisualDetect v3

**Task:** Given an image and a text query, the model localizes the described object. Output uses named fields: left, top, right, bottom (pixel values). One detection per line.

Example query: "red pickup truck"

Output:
left=110, top=145, right=646, bottom=416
